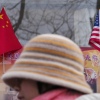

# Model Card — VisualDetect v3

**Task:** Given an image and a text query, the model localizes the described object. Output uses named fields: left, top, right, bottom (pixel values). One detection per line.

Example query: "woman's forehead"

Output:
left=13, top=78, right=23, bottom=87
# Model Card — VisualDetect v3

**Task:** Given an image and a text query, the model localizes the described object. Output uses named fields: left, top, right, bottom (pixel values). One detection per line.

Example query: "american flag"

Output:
left=89, top=10, right=100, bottom=51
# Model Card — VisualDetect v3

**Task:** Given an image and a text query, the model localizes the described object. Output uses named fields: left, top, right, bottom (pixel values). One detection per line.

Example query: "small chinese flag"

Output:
left=0, top=7, right=22, bottom=55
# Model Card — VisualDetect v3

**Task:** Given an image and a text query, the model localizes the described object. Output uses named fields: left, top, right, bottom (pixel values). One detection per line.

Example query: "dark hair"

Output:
left=37, top=82, right=62, bottom=94
left=37, top=82, right=84, bottom=94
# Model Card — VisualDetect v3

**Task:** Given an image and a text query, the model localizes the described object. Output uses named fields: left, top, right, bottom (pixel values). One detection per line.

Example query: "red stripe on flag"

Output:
left=89, top=38, right=100, bottom=44
left=91, top=33, right=100, bottom=36
left=93, top=28, right=99, bottom=31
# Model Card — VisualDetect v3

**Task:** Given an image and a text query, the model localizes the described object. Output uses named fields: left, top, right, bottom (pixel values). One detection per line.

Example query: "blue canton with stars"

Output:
left=94, top=11, right=99, bottom=26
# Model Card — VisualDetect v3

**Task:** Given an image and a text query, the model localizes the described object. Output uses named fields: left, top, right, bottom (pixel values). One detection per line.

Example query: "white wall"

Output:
left=74, top=8, right=96, bottom=46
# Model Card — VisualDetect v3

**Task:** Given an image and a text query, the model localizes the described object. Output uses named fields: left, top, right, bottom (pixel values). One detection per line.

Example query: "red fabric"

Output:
left=0, top=7, right=22, bottom=55
left=80, top=47, right=95, bottom=51
left=33, top=89, right=83, bottom=100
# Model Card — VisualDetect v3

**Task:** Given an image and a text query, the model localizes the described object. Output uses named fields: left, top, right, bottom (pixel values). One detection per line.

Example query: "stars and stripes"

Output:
left=89, top=9, right=100, bottom=51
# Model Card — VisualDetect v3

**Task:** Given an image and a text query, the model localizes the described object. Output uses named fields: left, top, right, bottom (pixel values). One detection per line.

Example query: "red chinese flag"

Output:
left=0, top=7, right=22, bottom=55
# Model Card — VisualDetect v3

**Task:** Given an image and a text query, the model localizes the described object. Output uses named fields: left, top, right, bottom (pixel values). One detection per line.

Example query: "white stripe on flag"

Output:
left=92, top=31, right=99, bottom=34
left=90, top=36, right=100, bottom=39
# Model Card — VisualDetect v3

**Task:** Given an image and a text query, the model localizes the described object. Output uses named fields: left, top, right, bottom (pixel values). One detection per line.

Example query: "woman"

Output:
left=2, top=34, right=93, bottom=100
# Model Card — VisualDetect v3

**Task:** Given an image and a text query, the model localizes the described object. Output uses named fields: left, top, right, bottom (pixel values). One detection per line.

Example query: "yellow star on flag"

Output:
left=0, top=14, right=3, bottom=19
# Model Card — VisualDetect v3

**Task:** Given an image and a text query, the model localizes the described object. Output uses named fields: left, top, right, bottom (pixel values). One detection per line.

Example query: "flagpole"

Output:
left=3, top=53, right=5, bottom=73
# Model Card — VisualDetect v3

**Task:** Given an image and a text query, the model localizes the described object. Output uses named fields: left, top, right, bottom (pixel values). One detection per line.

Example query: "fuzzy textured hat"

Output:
left=2, top=34, right=92, bottom=93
